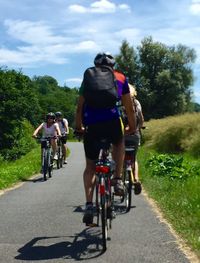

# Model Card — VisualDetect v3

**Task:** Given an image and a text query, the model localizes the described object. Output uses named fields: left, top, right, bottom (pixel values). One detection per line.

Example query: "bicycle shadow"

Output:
left=15, top=228, right=105, bottom=261
left=113, top=197, right=137, bottom=215
left=21, top=177, right=46, bottom=183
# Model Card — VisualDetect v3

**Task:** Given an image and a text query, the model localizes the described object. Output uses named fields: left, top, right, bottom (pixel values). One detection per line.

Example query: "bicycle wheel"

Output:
left=101, top=195, right=107, bottom=251
left=95, top=180, right=100, bottom=227
left=100, top=176, right=108, bottom=251
left=42, top=148, right=48, bottom=181
left=56, top=146, right=61, bottom=169
left=59, top=146, right=63, bottom=168
left=106, top=178, right=114, bottom=229
left=124, top=169, right=132, bottom=212
left=48, top=149, right=53, bottom=178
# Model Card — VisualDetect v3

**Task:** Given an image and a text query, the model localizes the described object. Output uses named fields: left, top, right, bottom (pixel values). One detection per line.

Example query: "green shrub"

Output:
left=146, top=153, right=199, bottom=179
left=1, top=120, right=37, bottom=160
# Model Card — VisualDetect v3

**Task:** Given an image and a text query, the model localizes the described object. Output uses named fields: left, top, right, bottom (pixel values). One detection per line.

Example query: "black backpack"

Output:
left=83, top=65, right=118, bottom=109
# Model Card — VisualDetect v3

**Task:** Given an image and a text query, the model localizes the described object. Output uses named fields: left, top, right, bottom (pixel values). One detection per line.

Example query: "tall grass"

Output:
left=143, top=112, right=200, bottom=157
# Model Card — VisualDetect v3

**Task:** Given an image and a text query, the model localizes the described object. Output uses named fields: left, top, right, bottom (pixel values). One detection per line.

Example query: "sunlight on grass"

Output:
left=0, top=147, right=40, bottom=189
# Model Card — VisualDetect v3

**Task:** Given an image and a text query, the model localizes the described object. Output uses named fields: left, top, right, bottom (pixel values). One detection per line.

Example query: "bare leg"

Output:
left=133, top=159, right=139, bottom=181
left=112, top=139, right=125, bottom=178
left=51, top=139, right=57, bottom=156
left=132, top=157, right=142, bottom=194
left=62, top=143, right=67, bottom=160
left=83, top=158, right=96, bottom=203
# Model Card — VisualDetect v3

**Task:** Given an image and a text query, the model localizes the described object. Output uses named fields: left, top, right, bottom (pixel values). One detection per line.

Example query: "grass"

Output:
left=0, top=146, right=41, bottom=190
left=139, top=147, right=200, bottom=258
left=0, top=145, right=70, bottom=190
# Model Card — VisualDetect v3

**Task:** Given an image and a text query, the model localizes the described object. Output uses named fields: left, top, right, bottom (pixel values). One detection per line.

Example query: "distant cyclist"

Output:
left=55, top=111, right=69, bottom=164
left=75, top=52, right=136, bottom=225
left=32, top=112, right=61, bottom=160
left=125, top=84, right=144, bottom=194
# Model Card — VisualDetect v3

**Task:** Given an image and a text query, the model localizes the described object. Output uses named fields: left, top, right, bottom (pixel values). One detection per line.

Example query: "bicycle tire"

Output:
left=60, top=146, right=63, bottom=168
left=106, top=178, right=113, bottom=229
left=42, top=148, right=48, bottom=181
left=101, top=195, right=107, bottom=251
left=56, top=146, right=61, bottom=169
left=95, top=182, right=100, bottom=226
left=126, top=170, right=132, bottom=212
left=48, top=149, right=53, bottom=178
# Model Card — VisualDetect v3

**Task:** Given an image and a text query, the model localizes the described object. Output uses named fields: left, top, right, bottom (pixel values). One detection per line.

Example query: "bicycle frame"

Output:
left=40, top=137, right=53, bottom=181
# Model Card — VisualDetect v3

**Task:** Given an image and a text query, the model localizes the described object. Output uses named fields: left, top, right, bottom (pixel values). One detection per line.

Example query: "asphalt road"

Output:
left=0, top=142, right=190, bottom=262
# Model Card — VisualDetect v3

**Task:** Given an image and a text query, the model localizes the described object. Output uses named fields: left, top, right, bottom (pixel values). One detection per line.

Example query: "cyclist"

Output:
left=125, top=84, right=144, bottom=194
left=75, top=52, right=136, bottom=224
left=32, top=112, right=61, bottom=160
left=55, top=111, right=69, bottom=164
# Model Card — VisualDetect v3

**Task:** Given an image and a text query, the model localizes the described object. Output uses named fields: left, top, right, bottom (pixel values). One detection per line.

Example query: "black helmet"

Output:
left=55, top=111, right=62, bottom=117
left=46, top=112, right=55, bottom=120
left=94, top=52, right=115, bottom=67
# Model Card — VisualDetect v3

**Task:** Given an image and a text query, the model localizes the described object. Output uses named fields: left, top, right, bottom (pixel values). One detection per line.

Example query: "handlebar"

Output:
left=32, top=136, right=59, bottom=142
left=73, top=130, right=84, bottom=142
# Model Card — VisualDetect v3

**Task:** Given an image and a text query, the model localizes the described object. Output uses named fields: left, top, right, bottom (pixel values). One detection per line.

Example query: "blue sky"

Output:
left=1, top=0, right=200, bottom=103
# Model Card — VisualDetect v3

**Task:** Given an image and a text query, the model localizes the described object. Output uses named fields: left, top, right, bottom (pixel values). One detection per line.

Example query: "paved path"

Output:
left=0, top=142, right=190, bottom=262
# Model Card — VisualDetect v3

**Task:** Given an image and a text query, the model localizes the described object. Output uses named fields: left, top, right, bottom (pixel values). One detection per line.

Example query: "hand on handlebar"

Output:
left=124, top=126, right=136, bottom=135
left=74, top=127, right=85, bottom=141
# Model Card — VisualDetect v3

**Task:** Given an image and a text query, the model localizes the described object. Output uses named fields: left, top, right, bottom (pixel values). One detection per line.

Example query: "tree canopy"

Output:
left=115, top=37, right=197, bottom=120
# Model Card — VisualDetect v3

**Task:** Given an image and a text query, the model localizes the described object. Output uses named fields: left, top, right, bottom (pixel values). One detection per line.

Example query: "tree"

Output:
left=115, top=37, right=196, bottom=120
left=0, top=68, right=41, bottom=159
left=115, top=40, right=138, bottom=85
left=32, top=76, right=79, bottom=126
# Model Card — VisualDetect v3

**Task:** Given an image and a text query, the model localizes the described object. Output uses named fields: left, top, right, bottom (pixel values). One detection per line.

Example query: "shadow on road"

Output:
left=15, top=228, right=105, bottom=261
left=22, top=177, right=45, bottom=183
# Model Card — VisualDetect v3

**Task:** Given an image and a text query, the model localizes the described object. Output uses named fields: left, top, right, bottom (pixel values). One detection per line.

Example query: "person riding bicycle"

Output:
left=55, top=111, right=69, bottom=164
left=32, top=112, right=61, bottom=160
left=75, top=52, right=136, bottom=225
left=124, top=84, right=144, bottom=194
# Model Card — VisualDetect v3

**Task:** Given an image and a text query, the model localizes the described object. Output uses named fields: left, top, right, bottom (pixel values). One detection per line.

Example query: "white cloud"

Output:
left=4, top=19, right=66, bottom=45
left=0, top=46, right=67, bottom=66
left=1, top=19, right=101, bottom=66
left=90, top=0, right=116, bottom=13
left=118, top=4, right=131, bottom=12
left=74, top=41, right=99, bottom=52
left=68, top=0, right=131, bottom=14
left=68, top=5, right=87, bottom=13
left=189, top=0, right=200, bottom=15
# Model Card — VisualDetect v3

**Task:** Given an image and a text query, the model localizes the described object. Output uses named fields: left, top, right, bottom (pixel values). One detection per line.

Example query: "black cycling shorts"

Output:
left=60, top=135, right=67, bottom=144
left=84, top=118, right=124, bottom=160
